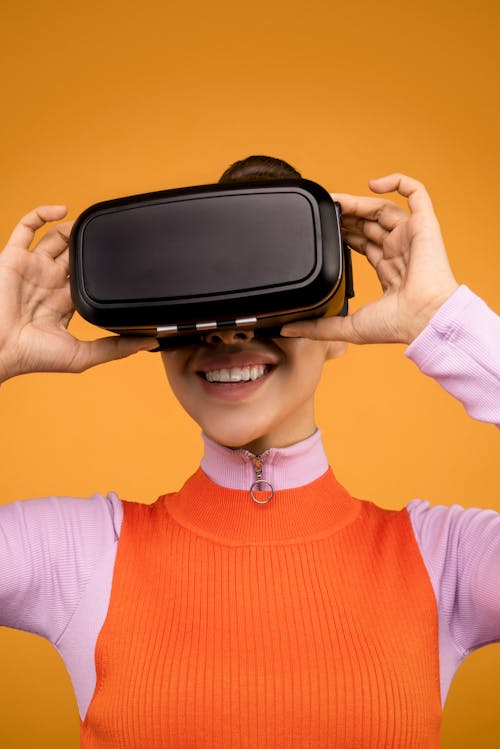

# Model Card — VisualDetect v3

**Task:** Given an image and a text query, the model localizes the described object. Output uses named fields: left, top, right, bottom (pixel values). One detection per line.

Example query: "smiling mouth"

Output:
left=197, top=364, right=275, bottom=383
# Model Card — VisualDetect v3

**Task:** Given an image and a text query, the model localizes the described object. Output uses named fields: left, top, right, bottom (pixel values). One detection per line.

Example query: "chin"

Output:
left=203, top=426, right=263, bottom=450
left=186, top=397, right=272, bottom=449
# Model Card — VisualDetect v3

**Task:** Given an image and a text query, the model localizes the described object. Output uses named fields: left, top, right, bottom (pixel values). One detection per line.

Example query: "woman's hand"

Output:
left=281, top=173, right=459, bottom=345
left=0, top=206, right=157, bottom=383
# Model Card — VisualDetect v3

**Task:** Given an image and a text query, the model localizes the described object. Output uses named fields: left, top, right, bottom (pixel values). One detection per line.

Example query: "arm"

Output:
left=408, top=498, right=500, bottom=704
left=0, top=493, right=123, bottom=641
left=405, top=285, right=500, bottom=427
left=0, top=208, right=155, bottom=681
left=0, top=492, right=124, bottom=720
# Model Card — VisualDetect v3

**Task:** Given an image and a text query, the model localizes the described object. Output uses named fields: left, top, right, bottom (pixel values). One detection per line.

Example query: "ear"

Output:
left=324, top=340, right=348, bottom=361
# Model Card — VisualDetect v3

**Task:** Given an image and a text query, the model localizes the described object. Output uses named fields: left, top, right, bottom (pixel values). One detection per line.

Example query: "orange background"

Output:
left=0, top=0, right=499, bottom=746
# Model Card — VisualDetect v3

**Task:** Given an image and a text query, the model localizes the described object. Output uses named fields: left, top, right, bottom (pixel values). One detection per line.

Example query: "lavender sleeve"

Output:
left=0, top=493, right=122, bottom=637
left=408, top=500, right=500, bottom=704
left=405, top=284, right=499, bottom=427
left=406, top=285, right=500, bottom=703
left=0, top=492, right=124, bottom=718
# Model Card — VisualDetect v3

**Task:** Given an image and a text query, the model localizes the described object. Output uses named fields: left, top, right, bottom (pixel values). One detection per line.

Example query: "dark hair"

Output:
left=218, top=155, right=302, bottom=184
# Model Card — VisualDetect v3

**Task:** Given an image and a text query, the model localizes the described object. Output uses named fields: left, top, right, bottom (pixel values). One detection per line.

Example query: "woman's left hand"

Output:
left=281, top=173, right=459, bottom=345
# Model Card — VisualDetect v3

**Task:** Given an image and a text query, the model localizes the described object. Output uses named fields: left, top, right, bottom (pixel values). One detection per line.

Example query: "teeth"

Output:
left=250, top=366, right=264, bottom=381
left=204, top=365, right=269, bottom=383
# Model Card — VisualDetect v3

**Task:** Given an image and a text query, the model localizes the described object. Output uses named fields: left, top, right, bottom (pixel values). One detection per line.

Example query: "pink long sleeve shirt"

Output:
left=0, top=285, right=498, bottom=722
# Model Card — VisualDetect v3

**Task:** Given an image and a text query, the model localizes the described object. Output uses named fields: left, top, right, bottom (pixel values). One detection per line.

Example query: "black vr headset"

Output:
left=69, top=178, right=354, bottom=349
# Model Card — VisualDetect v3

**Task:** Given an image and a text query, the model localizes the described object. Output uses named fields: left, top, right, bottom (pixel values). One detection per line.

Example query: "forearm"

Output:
left=405, top=285, right=500, bottom=427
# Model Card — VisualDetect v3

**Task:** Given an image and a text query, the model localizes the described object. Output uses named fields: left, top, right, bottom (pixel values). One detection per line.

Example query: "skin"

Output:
left=0, top=173, right=459, bottom=454
left=281, top=173, right=459, bottom=344
left=0, top=207, right=155, bottom=382
left=161, top=331, right=346, bottom=454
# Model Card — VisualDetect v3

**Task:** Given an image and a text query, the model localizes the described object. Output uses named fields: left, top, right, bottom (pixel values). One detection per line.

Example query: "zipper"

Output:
left=246, top=452, right=274, bottom=505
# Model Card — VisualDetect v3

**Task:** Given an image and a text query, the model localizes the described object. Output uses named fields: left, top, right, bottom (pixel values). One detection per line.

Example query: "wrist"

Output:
left=404, top=282, right=460, bottom=344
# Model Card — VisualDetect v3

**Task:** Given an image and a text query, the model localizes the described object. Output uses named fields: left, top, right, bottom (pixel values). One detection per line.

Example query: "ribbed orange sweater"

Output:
left=81, top=468, right=441, bottom=748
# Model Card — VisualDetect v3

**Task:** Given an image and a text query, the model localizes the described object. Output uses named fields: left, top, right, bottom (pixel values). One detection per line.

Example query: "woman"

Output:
left=0, top=155, right=498, bottom=748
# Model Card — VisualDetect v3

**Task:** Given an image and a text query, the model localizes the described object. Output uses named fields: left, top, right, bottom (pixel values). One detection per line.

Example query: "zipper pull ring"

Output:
left=249, top=456, right=274, bottom=505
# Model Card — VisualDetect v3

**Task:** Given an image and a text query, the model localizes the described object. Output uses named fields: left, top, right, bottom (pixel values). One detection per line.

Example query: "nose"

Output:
left=203, top=327, right=255, bottom=345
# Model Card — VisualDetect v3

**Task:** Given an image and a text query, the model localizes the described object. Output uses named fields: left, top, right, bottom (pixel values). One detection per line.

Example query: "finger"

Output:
left=343, top=231, right=383, bottom=261
left=368, top=173, right=435, bottom=217
left=5, top=206, right=68, bottom=252
left=332, top=192, right=407, bottom=230
left=342, top=217, right=388, bottom=246
left=344, top=233, right=399, bottom=285
left=54, top=246, right=69, bottom=270
left=70, top=335, right=160, bottom=372
left=33, top=220, right=73, bottom=259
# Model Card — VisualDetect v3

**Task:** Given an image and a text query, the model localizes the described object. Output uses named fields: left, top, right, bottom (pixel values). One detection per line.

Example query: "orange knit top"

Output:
left=81, top=467, right=441, bottom=748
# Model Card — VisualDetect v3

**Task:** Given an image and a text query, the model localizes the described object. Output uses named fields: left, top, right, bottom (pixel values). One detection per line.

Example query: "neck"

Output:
left=232, top=425, right=317, bottom=456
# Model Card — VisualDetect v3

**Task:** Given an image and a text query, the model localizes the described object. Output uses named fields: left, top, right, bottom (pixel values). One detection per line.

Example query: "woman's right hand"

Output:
left=0, top=205, right=157, bottom=383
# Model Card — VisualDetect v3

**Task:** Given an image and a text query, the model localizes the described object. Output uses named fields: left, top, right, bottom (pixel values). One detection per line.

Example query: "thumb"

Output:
left=281, top=315, right=364, bottom=344
left=72, top=335, right=159, bottom=372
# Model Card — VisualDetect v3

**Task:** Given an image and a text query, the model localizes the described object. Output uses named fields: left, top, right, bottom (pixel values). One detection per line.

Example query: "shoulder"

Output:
left=0, top=492, right=127, bottom=640
left=407, top=498, right=500, bottom=551
left=0, top=491, right=125, bottom=546
left=120, top=493, right=171, bottom=525
left=407, top=498, right=500, bottom=656
left=406, top=498, right=500, bottom=590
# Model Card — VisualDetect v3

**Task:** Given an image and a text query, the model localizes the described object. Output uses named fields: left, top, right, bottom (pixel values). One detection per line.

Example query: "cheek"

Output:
left=279, top=340, right=329, bottom=386
left=283, top=360, right=324, bottom=404
left=161, top=353, right=193, bottom=404
left=257, top=345, right=326, bottom=419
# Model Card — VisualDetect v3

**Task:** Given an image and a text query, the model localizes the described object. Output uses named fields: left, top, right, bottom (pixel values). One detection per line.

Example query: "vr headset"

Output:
left=69, top=178, right=354, bottom=349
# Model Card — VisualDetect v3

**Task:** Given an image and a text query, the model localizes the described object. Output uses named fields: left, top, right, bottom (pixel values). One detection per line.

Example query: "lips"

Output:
left=190, top=346, right=280, bottom=400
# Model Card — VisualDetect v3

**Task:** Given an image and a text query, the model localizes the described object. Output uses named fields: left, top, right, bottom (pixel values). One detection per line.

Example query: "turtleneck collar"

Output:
left=161, top=430, right=359, bottom=545
left=200, top=428, right=329, bottom=492
left=164, top=466, right=359, bottom=546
